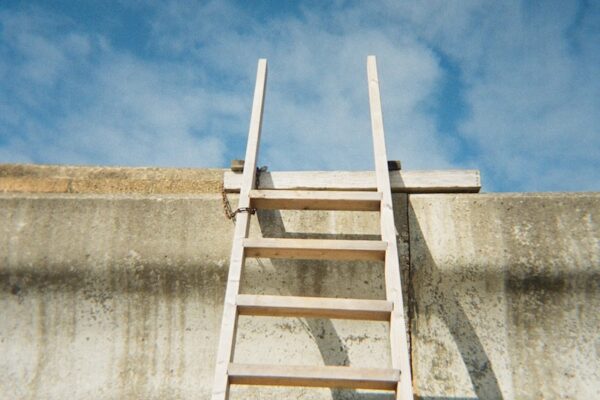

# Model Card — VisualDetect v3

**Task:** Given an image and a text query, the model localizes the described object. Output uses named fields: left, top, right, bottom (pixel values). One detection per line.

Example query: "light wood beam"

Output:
left=237, top=294, right=392, bottom=321
left=368, top=55, right=414, bottom=400
left=225, top=169, right=481, bottom=193
left=228, top=363, right=400, bottom=390
left=243, top=238, right=386, bottom=261
left=250, top=189, right=382, bottom=211
left=211, top=59, right=267, bottom=400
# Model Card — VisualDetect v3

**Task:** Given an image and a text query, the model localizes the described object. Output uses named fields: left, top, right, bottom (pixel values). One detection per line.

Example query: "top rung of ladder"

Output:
left=249, top=189, right=382, bottom=211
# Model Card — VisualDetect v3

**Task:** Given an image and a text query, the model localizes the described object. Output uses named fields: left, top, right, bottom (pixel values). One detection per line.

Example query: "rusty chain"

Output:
left=221, top=166, right=267, bottom=222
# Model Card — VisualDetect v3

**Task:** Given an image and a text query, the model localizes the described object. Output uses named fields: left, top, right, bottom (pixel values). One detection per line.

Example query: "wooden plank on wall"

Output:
left=224, top=169, right=481, bottom=193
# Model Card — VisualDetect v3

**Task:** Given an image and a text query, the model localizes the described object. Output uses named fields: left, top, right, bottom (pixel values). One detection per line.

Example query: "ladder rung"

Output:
left=237, top=294, right=392, bottom=321
left=243, top=238, right=387, bottom=261
left=228, top=363, right=400, bottom=390
left=249, top=190, right=381, bottom=211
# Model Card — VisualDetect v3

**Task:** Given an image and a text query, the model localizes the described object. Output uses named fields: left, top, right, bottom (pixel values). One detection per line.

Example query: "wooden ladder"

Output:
left=212, top=56, right=414, bottom=399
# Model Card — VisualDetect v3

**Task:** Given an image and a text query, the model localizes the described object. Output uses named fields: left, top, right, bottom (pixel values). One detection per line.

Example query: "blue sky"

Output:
left=1, top=0, right=598, bottom=191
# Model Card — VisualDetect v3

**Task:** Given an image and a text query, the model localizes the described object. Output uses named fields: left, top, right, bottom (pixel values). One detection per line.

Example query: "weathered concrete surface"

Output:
left=0, top=194, right=232, bottom=399
left=0, top=164, right=598, bottom=399
left=409, top=193, right=600, bottom=400
left=0, top=164, right=224, bottom=194
left=0, top=191, right=408, bottom=399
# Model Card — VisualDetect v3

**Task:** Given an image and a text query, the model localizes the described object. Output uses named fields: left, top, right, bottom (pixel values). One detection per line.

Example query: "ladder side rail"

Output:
left=367, top=55, right=414, bottom=400
left=212, top=59, right=268, bottom=400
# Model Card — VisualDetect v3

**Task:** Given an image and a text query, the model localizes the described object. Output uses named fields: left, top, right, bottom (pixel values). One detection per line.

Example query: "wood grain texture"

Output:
left=249, top=189, right=381, bottom=211
left=228, top=363, right=400, bottom=390
left=243, top=238, right=387, bottom=261
left=212, top=59, right=267, bottom=400
left=225, top=169, right=481, bottom=193
left=368, top=55, right=414, bottom=400
left=237, top=294, right=392, bottom=321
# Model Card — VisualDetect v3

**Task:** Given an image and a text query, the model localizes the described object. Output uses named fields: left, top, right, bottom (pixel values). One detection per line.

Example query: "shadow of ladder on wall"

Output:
left=212, top=56, right=413, bottom=400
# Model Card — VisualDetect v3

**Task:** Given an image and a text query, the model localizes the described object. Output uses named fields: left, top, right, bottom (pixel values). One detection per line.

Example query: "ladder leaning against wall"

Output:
left=212, top=56, right=413, bottom=399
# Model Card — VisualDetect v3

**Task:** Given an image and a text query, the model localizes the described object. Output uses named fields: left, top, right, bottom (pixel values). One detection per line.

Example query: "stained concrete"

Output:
left=0, top=194, right=231, bottom=399
left=0, top=164, right=224, bottom=194
left=409, top=193, right=600, bottom=400
left=0, top=166, right=598, bottom=399
left=0, top=191, right=408, bottom=399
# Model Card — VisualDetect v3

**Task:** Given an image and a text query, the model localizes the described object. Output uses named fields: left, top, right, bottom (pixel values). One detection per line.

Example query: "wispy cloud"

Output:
left=387, top=0, right=600, bottom=190
left=0, top=0, right=598, bottom=191
left=0, top=5, right=237, bottom=168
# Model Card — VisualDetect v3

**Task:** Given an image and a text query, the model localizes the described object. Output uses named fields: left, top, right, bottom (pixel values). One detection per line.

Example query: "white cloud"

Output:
left=0, top=1, right=598, bottom=191
left=145, top=1, right=453, bottom=171
left=48, top=54, right=236, bottom=167
left=0, top=6, right=235, bottom=168
left=382, top=0, right=599, bottom=190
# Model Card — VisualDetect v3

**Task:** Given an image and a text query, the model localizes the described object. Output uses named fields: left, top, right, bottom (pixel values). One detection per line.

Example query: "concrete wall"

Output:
left=409, top=193, right=599, bottom=400
left=0, top=165, right=598, bottom=399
